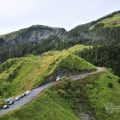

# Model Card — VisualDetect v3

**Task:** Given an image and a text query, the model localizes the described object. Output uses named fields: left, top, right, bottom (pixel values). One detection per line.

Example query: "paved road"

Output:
left=69, top=67, right=104, bottom=80
left=0, top=67, right=105, bottom=115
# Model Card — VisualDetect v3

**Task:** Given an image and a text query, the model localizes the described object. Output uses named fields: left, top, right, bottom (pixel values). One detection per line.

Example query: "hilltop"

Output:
left=65, top=10, right=120, bottom=44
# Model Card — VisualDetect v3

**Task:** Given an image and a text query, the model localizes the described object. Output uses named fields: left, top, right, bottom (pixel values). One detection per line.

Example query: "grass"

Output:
left=0, top=89, right=79, bottom=120
left=59, top=54, right=95, bottom=70
left=52, top=69, right=120, bottom=120
left=0, top=44, right=95, bottom=108
left=1, top=69, right=120, bottom=120
left=85, top=70, right=120, bottom=120
left=90, top=13, right=120, bottom=29
left=99, top=13, right=120, bottom=28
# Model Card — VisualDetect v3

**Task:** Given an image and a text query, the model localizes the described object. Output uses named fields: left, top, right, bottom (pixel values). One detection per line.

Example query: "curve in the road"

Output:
left=0, top=67, right=105, bottom=115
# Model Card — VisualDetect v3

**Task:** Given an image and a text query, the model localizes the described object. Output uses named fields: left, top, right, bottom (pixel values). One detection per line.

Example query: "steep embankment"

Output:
left=0, top=45, right=95, bottom=108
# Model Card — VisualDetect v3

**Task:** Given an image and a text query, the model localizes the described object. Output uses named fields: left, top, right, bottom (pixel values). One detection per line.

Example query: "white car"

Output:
left=5, top=98, right=12, bottom=103
left=3, top=105, right=9, bottom=109
left=15, top=96, right=21, bottom=101
left=21, top=93, right=26, bottom=98
left=5, top=98, right=14, bottom=105
left=56, top=77, right=61, bottom=81
left=8, top=99, right=14, bottom=105
left=25, top=90, right=31, bottom=95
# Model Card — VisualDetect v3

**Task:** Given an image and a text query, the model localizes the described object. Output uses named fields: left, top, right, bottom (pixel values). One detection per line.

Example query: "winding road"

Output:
left=0, top=67, right=105, bottom=115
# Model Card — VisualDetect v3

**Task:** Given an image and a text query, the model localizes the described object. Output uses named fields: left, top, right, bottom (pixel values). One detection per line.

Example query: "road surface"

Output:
left=0, top=67, right=105, bottom=115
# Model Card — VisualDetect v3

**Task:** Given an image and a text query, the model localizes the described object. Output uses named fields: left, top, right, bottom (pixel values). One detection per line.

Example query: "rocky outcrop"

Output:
left=0, top=25, right=66, bottom=48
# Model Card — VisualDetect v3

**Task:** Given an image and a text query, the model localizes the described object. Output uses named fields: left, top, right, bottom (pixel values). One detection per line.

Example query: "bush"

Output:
left=57, top=89, right=67, bottom=97
left=0, top=99, right=4, bottom=109
left=108, top=82, right=113, bottom=88
left=117, top=79, right=120, bottom=84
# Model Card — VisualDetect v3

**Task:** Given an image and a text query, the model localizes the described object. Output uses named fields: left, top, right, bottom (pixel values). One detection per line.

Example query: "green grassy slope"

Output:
left=0, top=90, right=79, bottom=120
left=95, top=12, right=120, bottom=28
left=1, top=69, right=120, bottom=120
left=0, top=45, right=95, bottom=107
left=66, top=11, right=120, bottom=44
left=89, top=12, right=120, bottom=29
left=86, top=70, right=120, bottom=120
left=52, top=69, right=120, bottom=120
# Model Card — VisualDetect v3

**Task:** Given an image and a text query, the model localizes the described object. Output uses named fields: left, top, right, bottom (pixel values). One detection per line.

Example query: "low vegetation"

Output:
left=0, top=45, right=95, bottom=108
left=0, top=89, right=80, bottom=120
left=1, top=69, right=120, bottom=120
left=0, top=11, right=120, bottom=120
left=78, top=43, right=120, bottom=76
left=97, top=13, right=120, bottom=28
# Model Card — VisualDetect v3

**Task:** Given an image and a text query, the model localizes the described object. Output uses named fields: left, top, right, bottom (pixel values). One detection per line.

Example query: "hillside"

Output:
left=0, top=10, right=120, bottom=119
left=64, top=11, right=120, bottom=76
left=0, top=11, right=120, bottom=63
left=0, top=25, right=65, bottom=45
left=78, top=44, right=120, bottom=76
left=0, top=68, right=120, bottom=120
left=0, top=45, right=95, bottom=108
left=0, top=25, right=66, bottom=62
left=65, top=10, right=120, bottom=44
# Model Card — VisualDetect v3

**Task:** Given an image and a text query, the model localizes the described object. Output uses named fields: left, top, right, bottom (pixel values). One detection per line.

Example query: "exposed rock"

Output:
left=0, top=25, right=66, bottom=48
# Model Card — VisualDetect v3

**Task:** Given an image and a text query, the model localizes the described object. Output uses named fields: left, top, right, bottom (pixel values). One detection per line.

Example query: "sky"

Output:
left=0, top=0, right=120, bottom=35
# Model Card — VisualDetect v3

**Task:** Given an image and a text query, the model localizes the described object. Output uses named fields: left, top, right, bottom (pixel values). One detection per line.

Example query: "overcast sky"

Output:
left=0, top=0, right=120, bottom=35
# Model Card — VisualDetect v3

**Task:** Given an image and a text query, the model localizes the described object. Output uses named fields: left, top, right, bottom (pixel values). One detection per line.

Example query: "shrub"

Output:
left=57, top=89, right=67, bottom=97
left=108, top=82, right=113, bottom=88
left=117, top=78, right=120, bottom=84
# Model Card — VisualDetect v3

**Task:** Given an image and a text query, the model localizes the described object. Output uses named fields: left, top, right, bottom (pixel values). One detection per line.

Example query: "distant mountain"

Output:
left=0, top=11, right=120, bottom=62
left=65, top=10, right=120, bottom=44
left=0, top=25, right=66, bottom=62
left=0, top=25, right=66, bottom=48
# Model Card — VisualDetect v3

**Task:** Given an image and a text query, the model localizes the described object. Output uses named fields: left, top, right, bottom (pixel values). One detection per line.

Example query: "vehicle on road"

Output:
left=25, top=90, right=31, bottom=95
left=56, top=77, right=62, bottom=81
left=15, top=96, right=21, bottom=101
left=3, top=105, right=9, bottom=109
left=5, top=98, right=14, bottom=105
left=21, top=93, right=26, bottom=98
left=8, top=99, right=14, bottom=105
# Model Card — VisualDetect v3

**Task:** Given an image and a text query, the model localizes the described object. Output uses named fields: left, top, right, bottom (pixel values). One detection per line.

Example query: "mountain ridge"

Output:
left=0, top=10, right=120, bottom=62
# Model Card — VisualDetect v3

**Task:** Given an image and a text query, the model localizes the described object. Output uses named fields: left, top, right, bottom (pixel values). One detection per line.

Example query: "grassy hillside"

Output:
left=1, top=68, right=120, bottom=120
left=86, top=70, right=120, bottom=120
left=0, top=89, right=80, bottom=120
left=53, top=69, right=120, bottom=120
left=0, top=45, right=95, bottom=107
left=0, top=25, right=66, bottom=62
left=66, top=11, right=120, bottom=44
left=96, top=13, right=120, bottom=28
left=78, top=44, right=120, bottom=76
left=64, top=12, right=120, bottom=77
